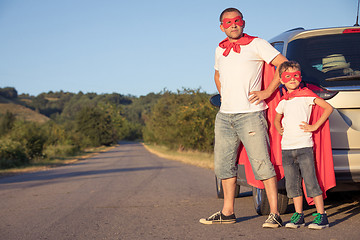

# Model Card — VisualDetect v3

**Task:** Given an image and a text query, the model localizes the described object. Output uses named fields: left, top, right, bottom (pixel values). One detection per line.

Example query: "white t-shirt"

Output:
left=275, top=97, right=316, bottom=150
left=214, top=37, right=280, bottom=113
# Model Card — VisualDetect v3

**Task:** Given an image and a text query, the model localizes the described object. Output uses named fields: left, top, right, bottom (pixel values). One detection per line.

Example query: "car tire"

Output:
left=215, top=175, right=240, bottom=199
left=252, top=187, right=289, bottom=215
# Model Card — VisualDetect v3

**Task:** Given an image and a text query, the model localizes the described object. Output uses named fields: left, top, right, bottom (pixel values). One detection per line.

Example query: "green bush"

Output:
left=43, top=144, right=80, bottom=159
left=9, top=121, right=46, bottom=160
left=0, top=111, right=16, bottom=136
left=0, top=138, right=28, bottom=168
left=75, top=106, right=115, bottom=147
left=143, top=89, right=217, bottom=152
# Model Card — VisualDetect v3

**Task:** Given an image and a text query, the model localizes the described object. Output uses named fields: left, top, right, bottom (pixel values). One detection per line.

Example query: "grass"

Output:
left=0, top=96, right=49, bottom=123
left=142, top=143, right=214, bottom=170
left=0, top=145, right=117, bottom=177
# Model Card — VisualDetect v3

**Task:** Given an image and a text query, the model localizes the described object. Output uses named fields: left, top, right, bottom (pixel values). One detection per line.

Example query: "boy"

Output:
left=274, top=61, right=334, bottom=230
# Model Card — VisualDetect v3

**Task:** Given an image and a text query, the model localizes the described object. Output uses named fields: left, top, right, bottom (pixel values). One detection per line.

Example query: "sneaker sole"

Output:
left=285, top=223, right=305, bottom=229
left=262, top=223, right=282, bottom=228
left=199, top=218, right=236, bottom=225
left=308, top=224, right=329, bottom=230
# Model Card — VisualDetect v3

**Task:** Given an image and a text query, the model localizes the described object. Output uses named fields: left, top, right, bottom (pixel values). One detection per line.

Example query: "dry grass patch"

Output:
left=143, top=143, right=214, bottom=169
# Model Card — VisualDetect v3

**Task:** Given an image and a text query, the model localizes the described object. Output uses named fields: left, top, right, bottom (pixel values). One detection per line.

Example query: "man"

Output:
left=199, top=8, right=287, bottom=228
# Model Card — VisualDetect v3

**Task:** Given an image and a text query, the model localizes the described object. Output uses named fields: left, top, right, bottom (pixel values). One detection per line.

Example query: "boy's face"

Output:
left=220, top=11, right=244, bottom=41
left=280, top=67, right=302, bottom=91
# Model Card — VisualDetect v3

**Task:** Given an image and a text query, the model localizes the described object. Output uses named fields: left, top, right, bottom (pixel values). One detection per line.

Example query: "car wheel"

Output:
left=252, top=187, right=289, bottom=215
left=215, top=175, right=240, bottom=199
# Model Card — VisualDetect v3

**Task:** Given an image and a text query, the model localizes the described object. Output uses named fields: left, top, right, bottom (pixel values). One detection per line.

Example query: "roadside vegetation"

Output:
left=0, top=87, right=217, bottom=173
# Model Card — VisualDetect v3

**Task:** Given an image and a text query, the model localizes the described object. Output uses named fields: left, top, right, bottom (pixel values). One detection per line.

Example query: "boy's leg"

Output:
left=286, top=196, right=306, bottom=228
left=313, top=194, right=325, bottom=214
left=293, top=196, right=303, bottom=213
left=308, top=195, right=329, bottom=230
left=282, top=149, right=306, bottom=228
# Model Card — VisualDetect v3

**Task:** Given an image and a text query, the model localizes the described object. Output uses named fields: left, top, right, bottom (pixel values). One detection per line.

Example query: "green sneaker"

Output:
left=285, top=212, right=305, bottom=229
left=308, top=213, right=329, bottom=230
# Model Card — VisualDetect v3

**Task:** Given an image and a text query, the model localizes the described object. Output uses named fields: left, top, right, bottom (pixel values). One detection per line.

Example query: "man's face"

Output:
left=220, top=11, right=244, bottom=41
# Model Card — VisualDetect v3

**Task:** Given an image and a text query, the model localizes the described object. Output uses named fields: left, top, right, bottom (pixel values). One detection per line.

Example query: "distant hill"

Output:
left=0, top=96, right=49, bottom=123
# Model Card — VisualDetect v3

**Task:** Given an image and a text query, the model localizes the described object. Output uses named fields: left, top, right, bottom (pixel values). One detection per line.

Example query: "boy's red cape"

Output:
left=237, top=64, right=336, bottom=205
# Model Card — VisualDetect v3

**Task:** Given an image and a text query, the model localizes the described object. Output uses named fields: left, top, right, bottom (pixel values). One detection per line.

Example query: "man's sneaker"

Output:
left=308, top=213, right=329, bottom=230
left=285, top=212, right=305, bottom=229
left=199, top=211, right=236, bottom=224
left=262, top=213, right=283, bottom=228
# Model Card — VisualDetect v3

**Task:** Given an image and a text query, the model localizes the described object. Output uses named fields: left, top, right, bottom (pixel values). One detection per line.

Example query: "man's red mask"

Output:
left=221, top=16, right=244, bottom=29
left=281, top=71, right=302, bottom=83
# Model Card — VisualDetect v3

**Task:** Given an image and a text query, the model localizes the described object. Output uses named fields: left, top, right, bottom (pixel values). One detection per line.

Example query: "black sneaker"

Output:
left=308, top=213, right=329, bottom=230
left=285, top=212, right=305, bottom=229
left=262, top=213, right=283, bottom=228
left=199, top=211, right=236, bottom=224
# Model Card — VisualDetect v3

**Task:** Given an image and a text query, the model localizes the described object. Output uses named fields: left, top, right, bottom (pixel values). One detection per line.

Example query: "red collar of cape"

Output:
left=219, top=34, right=257, bottom=56
left=237, top=67, right=336, bottom=205
left=280, top=87, right=318, bottom=100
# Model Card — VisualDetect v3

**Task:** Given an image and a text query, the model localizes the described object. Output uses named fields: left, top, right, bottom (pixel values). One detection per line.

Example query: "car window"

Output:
left=271, top=42, right=284, bottom=53
left=286, top=33, right=360, bottom=88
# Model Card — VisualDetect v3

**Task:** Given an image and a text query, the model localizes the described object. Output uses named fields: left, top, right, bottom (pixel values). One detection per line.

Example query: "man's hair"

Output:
left=219, top=8, right=243, bottom=22
left=278, top=60, right=301, bottom=78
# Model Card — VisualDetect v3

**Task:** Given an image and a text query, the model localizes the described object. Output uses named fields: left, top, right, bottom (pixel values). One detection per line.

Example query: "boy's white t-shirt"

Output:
left=214, top=38, right=280, bottom=113
left=275, top=96, right=316, bottom=150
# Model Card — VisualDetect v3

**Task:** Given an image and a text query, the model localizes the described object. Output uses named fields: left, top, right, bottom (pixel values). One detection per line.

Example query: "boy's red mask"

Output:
left=281, top=71, right=302, bottom=83
left=222, top=16, right=244, bottom=29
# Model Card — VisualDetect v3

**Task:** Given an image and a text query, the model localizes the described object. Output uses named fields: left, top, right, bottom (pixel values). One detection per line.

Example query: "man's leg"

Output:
left=199, top=112, right=238, bottom=224
left=262, top=176, right=279, bottom=215
left=199, top=176, right=237, bottom=224
left=262, top=176, right=283, bottom=228
left=221, top=176, right=237, bottom=216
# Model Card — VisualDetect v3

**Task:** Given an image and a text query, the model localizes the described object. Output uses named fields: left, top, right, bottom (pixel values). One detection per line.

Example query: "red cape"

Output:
left=237, top=65, right=336, bottom=205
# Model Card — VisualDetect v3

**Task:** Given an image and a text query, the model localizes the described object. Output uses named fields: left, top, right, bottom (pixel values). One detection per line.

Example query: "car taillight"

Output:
left=343, top=28, right=360, bottom=33
left=305, top=83, right=338, bottom=100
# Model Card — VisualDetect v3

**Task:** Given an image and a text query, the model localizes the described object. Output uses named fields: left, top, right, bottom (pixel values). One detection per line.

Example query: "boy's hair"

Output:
left=278, top=61, right=301, bottom=78
left=219, top=8, right=243, bottom=22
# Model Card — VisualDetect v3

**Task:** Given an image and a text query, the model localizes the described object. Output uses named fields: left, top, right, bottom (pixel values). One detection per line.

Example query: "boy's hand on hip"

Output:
left=299, top=121, right=318, bottom=132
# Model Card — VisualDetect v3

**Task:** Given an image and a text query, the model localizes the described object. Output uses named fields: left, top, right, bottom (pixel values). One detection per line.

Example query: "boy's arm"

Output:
left=274, top=112, right=284, bottom=135
left=300, top=97, right=334, bottom=132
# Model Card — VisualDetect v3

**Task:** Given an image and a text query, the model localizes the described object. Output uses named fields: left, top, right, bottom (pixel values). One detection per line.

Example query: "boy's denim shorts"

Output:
left=282, top=147, right=323, bottom=198
left=214, top=110, right=276, bottom=180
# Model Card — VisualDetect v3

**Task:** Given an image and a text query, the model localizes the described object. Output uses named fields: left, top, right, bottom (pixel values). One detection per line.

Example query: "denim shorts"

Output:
left=214, top=110, right=276, bottom=180
left=282, top=147, right=323, bottom=198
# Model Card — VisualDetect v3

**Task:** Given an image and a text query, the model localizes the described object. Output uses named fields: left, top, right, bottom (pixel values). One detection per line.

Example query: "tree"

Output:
left=0, top=87, right=18, bottom=99
left=0, top=111, right=16, bottom=136
left=76, top=106, right=115, bottom=146
left=143, top=89, right=217, bottom=152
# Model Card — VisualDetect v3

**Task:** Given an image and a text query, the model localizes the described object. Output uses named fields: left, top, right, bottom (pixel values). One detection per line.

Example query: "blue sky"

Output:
left=0, top=0, right=358, bottom=96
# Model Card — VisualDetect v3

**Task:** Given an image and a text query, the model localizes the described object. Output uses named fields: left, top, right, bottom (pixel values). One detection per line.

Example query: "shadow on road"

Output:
left=0, top=166, right=173, bottom=184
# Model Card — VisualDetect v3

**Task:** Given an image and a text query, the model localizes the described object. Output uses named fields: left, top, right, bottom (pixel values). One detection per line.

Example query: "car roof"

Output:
left=268, top=26, right=360, bottom=56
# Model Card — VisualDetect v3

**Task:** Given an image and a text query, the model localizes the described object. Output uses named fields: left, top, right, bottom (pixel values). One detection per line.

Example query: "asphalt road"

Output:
left=1, top=142, right=360, bottom=240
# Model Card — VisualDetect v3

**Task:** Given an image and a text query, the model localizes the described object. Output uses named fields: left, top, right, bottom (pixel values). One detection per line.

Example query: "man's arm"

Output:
left=249, top=53, right=288, bottom=104
left=214, top=70, right=221, bottom=94
left=300, top=98, right=334, bottom=132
